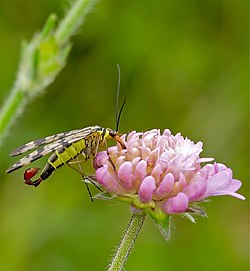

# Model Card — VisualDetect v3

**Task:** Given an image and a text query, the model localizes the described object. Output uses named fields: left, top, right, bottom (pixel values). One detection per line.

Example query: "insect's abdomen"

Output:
left=48, top=139, right=87, bottom=169
left=48, top=130, right=102, bottom=169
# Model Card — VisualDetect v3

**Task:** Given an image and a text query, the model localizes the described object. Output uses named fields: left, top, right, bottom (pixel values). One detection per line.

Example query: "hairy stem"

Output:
left=55, top=0, right=98, bottom=45
left=0, top=89, right=24, bottom=139
left=108, top=213, right=146, bottom=271
left=0, top=0, right=98, bottom=145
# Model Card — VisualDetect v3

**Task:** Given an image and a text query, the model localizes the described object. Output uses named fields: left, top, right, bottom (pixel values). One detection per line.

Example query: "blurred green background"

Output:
left=0, top=1, right=248, bottom=271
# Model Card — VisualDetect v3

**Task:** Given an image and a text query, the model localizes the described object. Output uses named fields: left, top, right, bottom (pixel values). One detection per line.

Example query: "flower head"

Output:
left=94, top=129, right=245, bottom=238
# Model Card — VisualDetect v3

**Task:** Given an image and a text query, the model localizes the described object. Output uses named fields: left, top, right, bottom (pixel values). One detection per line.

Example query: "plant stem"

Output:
left=108, top=213, right=146, bottom=271
left=0, top=0, right=98, bottom=145
left=0, top=89, right=24, bottom=139
left=55, top=0, right=98, bottom=45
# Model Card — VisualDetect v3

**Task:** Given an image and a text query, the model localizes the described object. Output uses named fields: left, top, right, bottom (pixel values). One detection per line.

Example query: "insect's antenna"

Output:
left=115, top=64, right=126, bottom=132
left=116, top=95, right=126, bottom=132
left=115, top=64, right=121, bottom=131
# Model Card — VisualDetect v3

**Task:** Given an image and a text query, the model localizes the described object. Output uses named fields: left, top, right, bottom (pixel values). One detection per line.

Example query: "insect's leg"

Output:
left=67, top=156, right=86, bottom=175
left=76, top=158, right=103, bottom=197
left=94, top=134, right=100, bottom=155
left=83, top=182, right=93, bottom=201
left=67, top=157, right=94, bottom=202
left=68, top=155, right=102, bottom=191
left=87, top=136, right=103, bottom=191
left=85, top=175, right=102, bottom=192
left=67, top=159, right=86, bottom=164
left=104, top=139, right=116, bottom=171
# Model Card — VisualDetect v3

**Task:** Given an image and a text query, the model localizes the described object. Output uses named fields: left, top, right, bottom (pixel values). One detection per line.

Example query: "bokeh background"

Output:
left=0, top=1, right=248, bottom=271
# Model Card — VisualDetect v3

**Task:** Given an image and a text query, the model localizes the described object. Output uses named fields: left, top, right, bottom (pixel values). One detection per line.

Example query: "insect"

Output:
left=6, top=126, right=126, bottom=187
left=6, top=65, right=126, bottom=189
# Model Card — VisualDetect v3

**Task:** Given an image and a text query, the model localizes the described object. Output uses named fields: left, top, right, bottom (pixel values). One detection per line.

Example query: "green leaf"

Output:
left=182, top=212, right=196, bottom=223
left=40, top=13, right=57, bottom=39
left=147, top=207, right=171, bottom=241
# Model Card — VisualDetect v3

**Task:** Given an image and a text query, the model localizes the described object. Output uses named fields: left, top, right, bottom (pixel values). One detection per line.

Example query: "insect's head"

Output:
left=106, top=128, right=126, bottom=149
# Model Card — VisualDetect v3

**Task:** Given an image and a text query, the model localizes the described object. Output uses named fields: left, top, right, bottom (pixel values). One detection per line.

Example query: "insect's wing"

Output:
left=6, top=129, right=100, bottom=174
left=10, top=128, right=92, bottom=157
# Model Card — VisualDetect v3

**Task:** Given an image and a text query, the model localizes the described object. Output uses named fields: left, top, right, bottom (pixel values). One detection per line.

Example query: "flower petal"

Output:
left=102, top=174, right=123, bottom=194
left=154, top=173, right=174, bottom=200
left=198, top=164, right=245, bottom=200
left=163, top=192, right=189, bottom=214
left=184, top=173, right=207, bottom=201
left=151, top=163, right=163, bottom=184
left=138, top=176, right=156, bottom=203
left=95, top=164, right=108, bottom=184
left=93, top=151, right=108, bottom=169
left=94, top=129, right=245, bottom=220
left=133, top=160, right=147, bottom=180
left=117, top=161, right=134, bottom=190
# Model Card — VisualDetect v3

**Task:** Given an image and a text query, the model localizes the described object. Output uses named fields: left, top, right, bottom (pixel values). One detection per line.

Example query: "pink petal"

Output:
left=127, top=131, right=139, bottom=141
left=148, top=148, right=159, bottom=164
left=141, top=147, right=151, bottom=161
left=200, top=164, right=245, bottom=200
left=115, top=156, right=126, bottom=169
left=95, top=164, right=108, bottom=184
left=127, top=139, right=139, bottom=152
left=163, top=192, right=189, bottom=214
left=154, top=173, right=174, bottom=199
left=117, top=161, right=133, bottom=190
left=198, top=157, right=214, bottom=163
left=142, top=131, right=158, bottom=149
left=205, top=178, right=245, bottom=200
left=206, top=170, right=232, bottom=193
left=184, top=173, right=207, bottom=201
left=206, top=190, right=245, bottom=200
left=228, top=179, right=243, bottom=192
left=133, top=160, right=147, bottom=180
left=138, top=176, right=156, bottom=203
left=155, top=136, right=168, bottom=149
left=163, top=129, right=171, bottom=137
left=93, top=151, right=108, bottom=169
left=172, top=173, right=187, bottom=193
left=151, top=163, right=163, bottom=184
left=102, top=174, right=123, bottom=194
left=178, top=173, right=187, bottom=189
left=131, top=157, right=141, bottom=168
left=127, top=147, right=140, bottom=160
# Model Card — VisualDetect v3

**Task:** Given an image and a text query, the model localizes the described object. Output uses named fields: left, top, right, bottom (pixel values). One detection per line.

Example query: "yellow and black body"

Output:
left=6, top=125, right=125, bottom=187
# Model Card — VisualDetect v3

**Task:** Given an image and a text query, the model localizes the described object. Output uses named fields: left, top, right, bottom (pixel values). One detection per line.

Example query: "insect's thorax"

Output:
left=47, top=127, right=113, bottom=170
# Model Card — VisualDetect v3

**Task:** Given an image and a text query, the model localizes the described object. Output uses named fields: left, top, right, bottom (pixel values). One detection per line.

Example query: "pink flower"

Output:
left=94, top=129, right=245, bottom=222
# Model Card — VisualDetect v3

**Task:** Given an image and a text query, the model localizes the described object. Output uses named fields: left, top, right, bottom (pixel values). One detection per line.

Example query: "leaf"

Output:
left=182, top=212, right=196, bottom=223
left=147, top=207, right=171, bottom=241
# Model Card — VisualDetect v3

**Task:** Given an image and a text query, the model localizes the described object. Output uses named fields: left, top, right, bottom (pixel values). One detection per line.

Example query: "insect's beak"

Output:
left=113, top=135, right=126, bottom=149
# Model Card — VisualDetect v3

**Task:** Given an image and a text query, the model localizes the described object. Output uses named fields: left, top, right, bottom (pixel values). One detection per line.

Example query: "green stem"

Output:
left=55, top=0, right=98, bottom=45
left=0, top=0, right=98, bottom=145
left=108, top=213, right=146, bottom=271
left=0, top=89, right=24, bottom=138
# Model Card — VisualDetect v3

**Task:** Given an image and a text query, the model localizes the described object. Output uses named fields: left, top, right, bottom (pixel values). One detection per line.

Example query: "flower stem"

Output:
left=0, top=0, right=98, bottom=145
left=55, top=0, right=98, bottom=45
left=108, top=213, right=146, bottom=271
left=0, top=89, right=24, bottom=139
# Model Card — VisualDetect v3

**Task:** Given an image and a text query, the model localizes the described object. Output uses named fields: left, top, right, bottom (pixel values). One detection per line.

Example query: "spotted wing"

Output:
left=10, top=127, right=96, bottom=157
left=6, top=128, right=101, bottom=174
